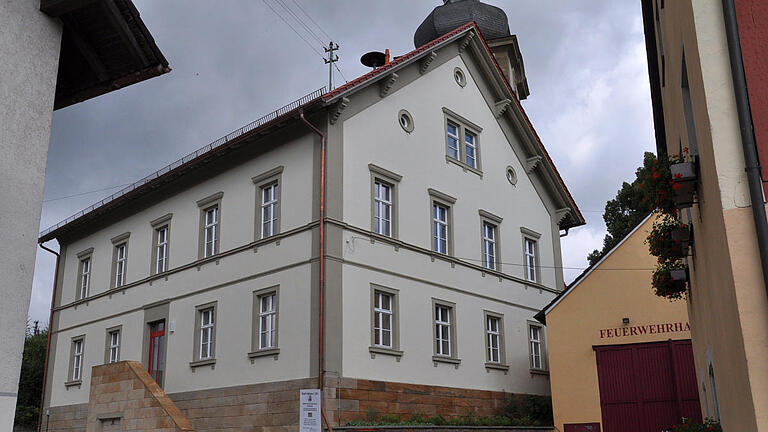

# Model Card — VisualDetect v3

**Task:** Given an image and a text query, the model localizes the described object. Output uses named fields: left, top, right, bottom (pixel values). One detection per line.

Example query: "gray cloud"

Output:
left=31, top=0, right=655, bottom=325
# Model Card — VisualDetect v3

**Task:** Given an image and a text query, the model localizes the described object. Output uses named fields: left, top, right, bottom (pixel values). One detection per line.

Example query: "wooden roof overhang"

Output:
left=41, top=0, right=170, bottom=110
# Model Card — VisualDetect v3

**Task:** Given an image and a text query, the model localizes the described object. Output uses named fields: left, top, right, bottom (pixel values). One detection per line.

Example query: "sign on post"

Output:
left=300, top=389, right=322, bottom=432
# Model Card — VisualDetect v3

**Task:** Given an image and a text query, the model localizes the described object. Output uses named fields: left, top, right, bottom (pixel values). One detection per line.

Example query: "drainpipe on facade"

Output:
left=298, top=110, right=333, bottom=431
left=37, top=243, right=60, bottom=432
left=721, top=0, right=768, bottom=303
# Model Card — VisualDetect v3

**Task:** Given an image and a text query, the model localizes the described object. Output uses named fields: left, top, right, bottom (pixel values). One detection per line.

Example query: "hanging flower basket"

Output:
left=671, top=161, right=697, bottom=208
left=652, top=261, right=688, bottom=300
left=646, top=217, right=691, bottom=260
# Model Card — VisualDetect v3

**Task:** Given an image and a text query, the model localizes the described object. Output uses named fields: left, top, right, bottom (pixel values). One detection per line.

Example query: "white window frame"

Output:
left=72, top=338, right=83, bottom=381
left=487, top=316, right=501, bottom=363
left=261, top=183, right=279, bottom=238
left=259, top=292, right=277, bottom=350
left=80, top=257, right=90, bottom=299
left=115, top=243, right=127, bottom=287
left=108, top=330, right=120, bottom=363
left=483, top=222, right=497, bottom=270
left=433, top=203, right=449, bottom=254
left=373, top=181, right=393, bottom=237
left=435, top=304, right=452, bottom=357
left=199, top=308, right=214, bottom=360
left=156, top=226, right=168, bottom=274
left=465, top=129, right=477, bottom=168
left=373, top=291, right=393, bottom=348
left=446, top=120, right=460, bottom=160
left=525, top=238, right=536, bottom=282
left=204, top=206, right=219, bottom=258
left=529, top=324, right=544, bottom=370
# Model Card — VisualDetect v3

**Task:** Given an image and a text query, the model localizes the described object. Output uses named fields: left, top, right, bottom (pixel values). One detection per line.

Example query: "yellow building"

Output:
left=537, top=216, right=699, bottom=432
left=641, top=0, right=768, bottom=430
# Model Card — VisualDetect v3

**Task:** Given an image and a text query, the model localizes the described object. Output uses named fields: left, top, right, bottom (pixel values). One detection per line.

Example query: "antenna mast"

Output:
left=324, top=41, right=339, bottom=90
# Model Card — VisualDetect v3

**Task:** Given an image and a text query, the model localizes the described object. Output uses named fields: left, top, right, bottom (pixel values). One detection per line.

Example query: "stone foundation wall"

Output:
left=323, top=378, right=510, bottom=425
left=43, top=376, right=541, bottom=431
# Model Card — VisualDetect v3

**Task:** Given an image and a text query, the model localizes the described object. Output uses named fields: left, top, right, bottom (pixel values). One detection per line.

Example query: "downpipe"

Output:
left=721, top=0, right=768, bottom=305
left=299, top=110, right=333, bottom=431
left=37, top=242, right=60, bottom=432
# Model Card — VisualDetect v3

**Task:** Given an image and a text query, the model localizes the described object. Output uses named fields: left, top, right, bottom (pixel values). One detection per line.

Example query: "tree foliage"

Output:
left=587, top=152, right=657, bottom=265
left=14, top=322, right=48, bottom=430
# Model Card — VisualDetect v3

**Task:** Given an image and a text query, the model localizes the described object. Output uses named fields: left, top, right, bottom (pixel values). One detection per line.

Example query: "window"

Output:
left=446, top=121, right=460, bottom=160
left=150, top=213, right=172, bottom=276
left=110, top=232, right=130, bottom=289
left=681, top=50, right=699, bottom=155
left=197, top=192, right=223, bottom=259
left=199, top=308, right=214, bottom=360
left=486, top=315, right=501, bottom=363
left=443, top=107, right=483, bottom=174
left=454, top=67, right=467, bottom=87
left=115, top=244, right=126, bottom=287
left=434, top=303, right=454, bottom=357
left=709, top=364, right=721, bottom=421
left=433, top=204, right=449, bottom=254
left=204, top=207, right=218, bottom=258
left=250, top=287, right=280, bottom=357
left=79, top=257, right=90, bottom=299
left=374, top=181, right=392, bottom=236
left=252, top=167, right=283, bottom=241
left=521, top=228, right=541, bottom=283
left=67, top=336, right=85, bottom=384
left=191, top=301, right=217, bottom=366
left=261, top=183, right=279, bottom=238
left=373, top=291, right=393, bottom=348
left=465, top=130, right=477, bottom=168
left=528, top=324, right=545, bottom=370
left=429, top=189, right=456, bottom=255
left=259, top=292, right=277, bottom=349
left=75, top=248, right=93, bottom=300
left=398, top=109, right=414, bottom=133
left=483, top=223, right=497, bottom=270
left=156, top=226, right=168, bottom=273
left=107, top=328, right=120, bottom=363
left=370, top=164, right=402, bottom=238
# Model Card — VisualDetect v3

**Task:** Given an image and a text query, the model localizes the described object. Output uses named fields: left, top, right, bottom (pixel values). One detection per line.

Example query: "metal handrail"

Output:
left=39, top=87, right=326, bottom=239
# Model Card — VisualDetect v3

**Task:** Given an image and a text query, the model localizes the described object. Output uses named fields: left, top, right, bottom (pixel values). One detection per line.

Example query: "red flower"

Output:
left=672, top=183, right=682, bottom=191
left=653, top=172, right=660, bottom=179
left=673, top=173, right=683, bottom=179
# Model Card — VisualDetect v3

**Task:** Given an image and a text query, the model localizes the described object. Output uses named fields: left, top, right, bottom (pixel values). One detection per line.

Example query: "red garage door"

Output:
left=595, top=340, right=701, bottom=432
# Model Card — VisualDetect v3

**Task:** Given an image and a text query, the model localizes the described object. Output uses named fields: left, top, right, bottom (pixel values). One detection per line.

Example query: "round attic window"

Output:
left=506, top=166, right=518, bottom=185
left=398, top=109, right=414, bottom=133
left=454, top=67, right=467, bottom=87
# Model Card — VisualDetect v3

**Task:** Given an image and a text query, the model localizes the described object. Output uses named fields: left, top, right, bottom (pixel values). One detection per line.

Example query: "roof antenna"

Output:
left=324, top=41, right=340, bottom=91
left=361, top=49, right=390, bottom=70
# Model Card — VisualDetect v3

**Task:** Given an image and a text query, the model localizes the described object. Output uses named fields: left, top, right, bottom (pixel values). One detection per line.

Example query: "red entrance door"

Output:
left=595, top=340, right=701, bottom=432
left=148, top=321, right=166, bottom=387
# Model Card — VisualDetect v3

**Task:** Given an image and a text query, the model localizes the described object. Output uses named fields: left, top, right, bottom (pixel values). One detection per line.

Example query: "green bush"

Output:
left=498, top=394, right=553, bottom=426
left=670, top=418, right=722, bottom=432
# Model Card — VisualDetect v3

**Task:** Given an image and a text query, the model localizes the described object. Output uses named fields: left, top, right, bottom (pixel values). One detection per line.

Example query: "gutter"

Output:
left=721, top=0, right=768, bottom=304
left=37, top=242, right=60, bottom=432
left=298, top=110, right=333, bottom=432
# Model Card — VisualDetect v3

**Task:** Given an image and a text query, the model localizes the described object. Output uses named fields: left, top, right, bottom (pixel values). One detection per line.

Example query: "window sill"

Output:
left=432, top=355, right=461, bottom=365
left=445, top=155, right=483, bottom=178
left=64, top=380, right=82, bottom=388
left=189, top=358, right=216, bottom=369
left=485, top=363, right=510, bottom=371
left=530, top=368, right=549, bottom=376
left=248, top=348, right=280, bottom=359
left=369, top=346, right=404, bottom=358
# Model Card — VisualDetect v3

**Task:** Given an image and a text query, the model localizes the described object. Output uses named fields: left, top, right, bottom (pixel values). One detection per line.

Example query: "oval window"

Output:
left=506, top=166, right=517, bottom=185
left=398, top=110, right=414, bottom=133
left=454, top=67, right=467, bottom=87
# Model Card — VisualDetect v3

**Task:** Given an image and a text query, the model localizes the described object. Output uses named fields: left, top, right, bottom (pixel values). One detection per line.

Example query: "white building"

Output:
left=39, top=4, right=583, bottom=430
left=1, top=1, right=168, bottom=429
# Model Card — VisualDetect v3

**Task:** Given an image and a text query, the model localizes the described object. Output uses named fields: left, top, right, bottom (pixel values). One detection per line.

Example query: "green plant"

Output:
left=652, top=260, right=688, bottom=300
left=498, top=394, right=552, bottom=425
left=646, top=216, right=689, bottom=260
left=671, top=418, right=722, bottom=431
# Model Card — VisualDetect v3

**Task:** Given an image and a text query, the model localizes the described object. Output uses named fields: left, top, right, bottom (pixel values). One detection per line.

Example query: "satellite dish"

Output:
left=361, top=51, right=387, bottom=69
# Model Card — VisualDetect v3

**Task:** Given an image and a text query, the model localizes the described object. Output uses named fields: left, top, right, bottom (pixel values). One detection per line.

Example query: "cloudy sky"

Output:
left=29, top=0, right=655, bottom=326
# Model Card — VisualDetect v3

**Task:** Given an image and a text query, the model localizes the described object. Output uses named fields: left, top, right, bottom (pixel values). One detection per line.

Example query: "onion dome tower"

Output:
left=414, top=0, right=510, bottom=48
left=414, top=0, right=530, bottom=100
